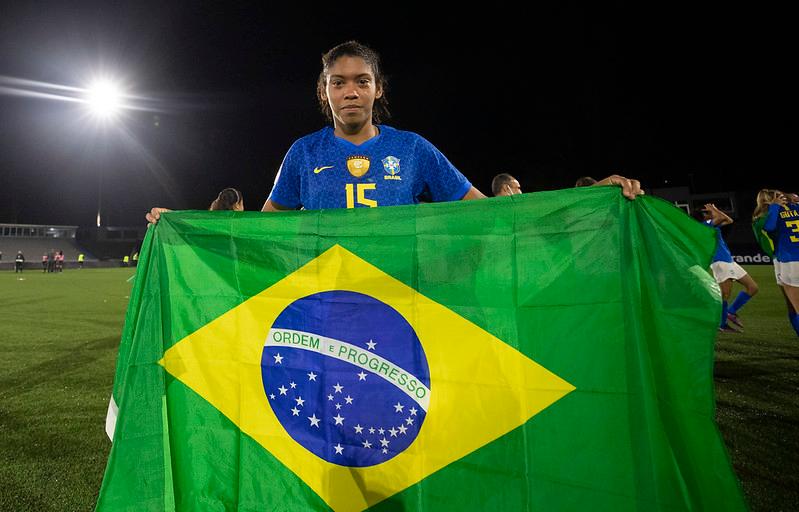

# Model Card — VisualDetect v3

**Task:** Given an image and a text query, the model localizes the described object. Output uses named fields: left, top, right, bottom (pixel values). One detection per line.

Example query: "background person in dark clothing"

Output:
left=14, top=251, right=24, bottom=273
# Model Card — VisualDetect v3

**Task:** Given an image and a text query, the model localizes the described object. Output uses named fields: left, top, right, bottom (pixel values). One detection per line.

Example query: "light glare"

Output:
left=86, top=80, right=123, bottom=119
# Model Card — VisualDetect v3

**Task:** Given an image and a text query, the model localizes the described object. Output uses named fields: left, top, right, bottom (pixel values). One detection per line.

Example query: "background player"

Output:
left=209, top=188, right=244, bottom=211
left=701, top=203, right=759, bottom=332
left=492, top=174, right=521, bottom=196
left=763, top=191, right=799, bottom=336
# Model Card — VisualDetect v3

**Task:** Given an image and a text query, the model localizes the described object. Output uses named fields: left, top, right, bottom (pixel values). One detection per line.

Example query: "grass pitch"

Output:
left=0, top=266, right=796, bottom=511
left=714, top=265, right=799, bottom=511
left=0, top=269, right=130, bottom=511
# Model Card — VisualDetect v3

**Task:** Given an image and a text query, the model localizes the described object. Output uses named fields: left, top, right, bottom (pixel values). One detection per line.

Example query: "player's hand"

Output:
left=146, top=207, right=171, bottom=226
left=598, top=175, right=644, bottom=200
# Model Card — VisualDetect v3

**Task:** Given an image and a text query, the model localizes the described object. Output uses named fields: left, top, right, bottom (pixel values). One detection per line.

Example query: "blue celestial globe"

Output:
left=261, top=290, right=430, bottom=467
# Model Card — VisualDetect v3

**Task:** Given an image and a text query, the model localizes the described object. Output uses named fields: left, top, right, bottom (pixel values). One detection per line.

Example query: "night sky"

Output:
left=0, top=3, right=792, bottom=227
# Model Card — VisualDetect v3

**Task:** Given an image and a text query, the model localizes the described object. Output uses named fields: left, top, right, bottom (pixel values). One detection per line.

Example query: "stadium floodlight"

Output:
left=85, top=79, right=124, bottom=119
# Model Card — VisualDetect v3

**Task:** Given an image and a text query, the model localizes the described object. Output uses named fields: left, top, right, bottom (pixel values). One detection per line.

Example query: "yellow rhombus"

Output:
left=161, top=244, right=575, bottom=512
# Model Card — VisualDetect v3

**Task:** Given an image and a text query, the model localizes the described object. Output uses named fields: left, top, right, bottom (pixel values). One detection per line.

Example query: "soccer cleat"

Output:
left=727, top=313, right=743, bottom=329
left=718, top=325, right=740, bottom=334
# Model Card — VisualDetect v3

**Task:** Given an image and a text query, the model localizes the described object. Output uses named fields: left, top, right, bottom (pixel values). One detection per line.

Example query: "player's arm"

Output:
left=704, top=203, right=733, bottom=226
left=261, top=198, right=293, bottom=212
left=592, top=175, right=643, bottom=200
left=414, top=136, right=484, bottom=203
left=263, top=144, right=302, bottom=211
left=785, top=192, right=799, bottom=204
left=764, top=201, right=784, bottom=232
left=459, top=186, right=487, bottom=200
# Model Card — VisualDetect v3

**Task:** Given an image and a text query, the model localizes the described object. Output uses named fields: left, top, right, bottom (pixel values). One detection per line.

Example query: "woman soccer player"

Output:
left=701, top=203, right=759, bottom=332
left=761, top=190, right=799, bottom=336
left=147, top=41, right=642, bottom=223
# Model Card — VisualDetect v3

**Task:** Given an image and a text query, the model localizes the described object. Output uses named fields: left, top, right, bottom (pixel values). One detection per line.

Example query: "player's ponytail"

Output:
left=210, top=188, right=243, bottom=211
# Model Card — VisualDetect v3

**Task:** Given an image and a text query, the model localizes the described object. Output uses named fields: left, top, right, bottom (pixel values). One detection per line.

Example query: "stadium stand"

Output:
left=1, top=224, right=145, bottom=271
left=0, top=237, right=89, bottom=260
left=76, top=226, right=145, bottom=261
left=0, top=224, right=91, bottom=267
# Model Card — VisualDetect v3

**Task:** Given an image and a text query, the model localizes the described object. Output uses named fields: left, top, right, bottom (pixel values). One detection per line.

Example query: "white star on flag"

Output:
left=406, top=417, right=414, bottom=425
left=289, top=381, right=297, bottom=389
left=295, top=396, right=305, bottom=407
left=389, top=427, right=398, bottom=437
left=334, top=444, right=344, bottom=455
left=308, top=414, right=320, bottom=428
left=335, top=403, right=342, bottom=410
left=344, top=395, right=353, bottom=404
left=398, top=425, right=407, bottom=434
left=362, top=440, right=372, bottom=449
left=333, top=383, right=343, bottom=393
left=354, top=424, right=363, bottom=434
left=327, top=394, right=334, bottom=401
left=307, top=371, right=317, bottom=381
left=333, top=414, right=345, bottom=425
left=382, top=448, right=388, bottom=454
left=269, top=394, right=275, bottom=400
left=366, top=340, right=377, bottom=350
left=273, top=353, right=283, bottom=364
left=378, top=428, right=385, bottom=435
left=357, top=371, right=367, bottom=381
left=278, top=386, right=288, bottom=395
left=380, top=438, right=390, bottom=447
left=291, top=407, right=300, bottom=416
left=394, top=403, right=404, bottom=413
left=410, top=407, right=417, bottom=416
left=369, top=427, right=375, bottom=434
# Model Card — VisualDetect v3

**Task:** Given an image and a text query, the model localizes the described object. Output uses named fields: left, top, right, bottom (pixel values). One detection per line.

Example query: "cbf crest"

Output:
left=347, top=156, right=370, bottom=178
left=382, top=156, right=402, bottom=181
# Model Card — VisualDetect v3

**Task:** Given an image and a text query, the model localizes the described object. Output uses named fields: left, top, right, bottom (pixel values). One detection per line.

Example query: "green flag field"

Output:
left=1, top=192, right=797, bottom=511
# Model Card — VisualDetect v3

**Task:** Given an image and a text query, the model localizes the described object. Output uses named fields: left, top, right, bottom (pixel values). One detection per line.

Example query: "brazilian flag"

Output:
left=97, top=188, right=746, bottom=511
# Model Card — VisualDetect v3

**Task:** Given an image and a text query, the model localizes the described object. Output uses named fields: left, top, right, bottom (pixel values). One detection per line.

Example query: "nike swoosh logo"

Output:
left=313, top=166, right=334, bottom=174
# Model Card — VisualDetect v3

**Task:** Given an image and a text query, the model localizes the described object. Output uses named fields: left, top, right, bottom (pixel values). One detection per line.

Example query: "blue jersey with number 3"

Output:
left=764, top=202, right=799, bottom=262
left=267, top=125, right=472, bottom=209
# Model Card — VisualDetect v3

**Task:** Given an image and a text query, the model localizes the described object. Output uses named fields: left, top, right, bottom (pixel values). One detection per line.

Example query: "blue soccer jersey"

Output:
left=764, top=202, right=799, bottom=262
left=705, top=220, right=733, bottom=263
left=267, top=125, right=472, bottom=209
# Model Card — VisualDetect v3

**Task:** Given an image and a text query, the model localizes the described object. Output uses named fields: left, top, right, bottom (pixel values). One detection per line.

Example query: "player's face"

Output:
left=324, top=56, right=383, bottom=129
left=498, top=179, right=521, bottom=196
left=506, top=179, right=522, bottom=195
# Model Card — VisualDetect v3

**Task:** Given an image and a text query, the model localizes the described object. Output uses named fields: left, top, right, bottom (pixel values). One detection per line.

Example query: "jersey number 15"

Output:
left=345, top=183, right=377, bottom=208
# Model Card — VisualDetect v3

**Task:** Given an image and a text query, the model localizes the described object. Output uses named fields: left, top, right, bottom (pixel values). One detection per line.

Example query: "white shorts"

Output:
left=710, top=261, right=747, bottom=283
left=774, top=260, right=799, bottom=287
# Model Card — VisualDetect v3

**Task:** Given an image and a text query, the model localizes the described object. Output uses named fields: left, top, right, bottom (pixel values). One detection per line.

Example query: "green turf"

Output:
left=714, top=265, right=799, bottom=511
left=0, top=266, right=796, bottom=511
left=0, top=269, right=132, bottom=512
